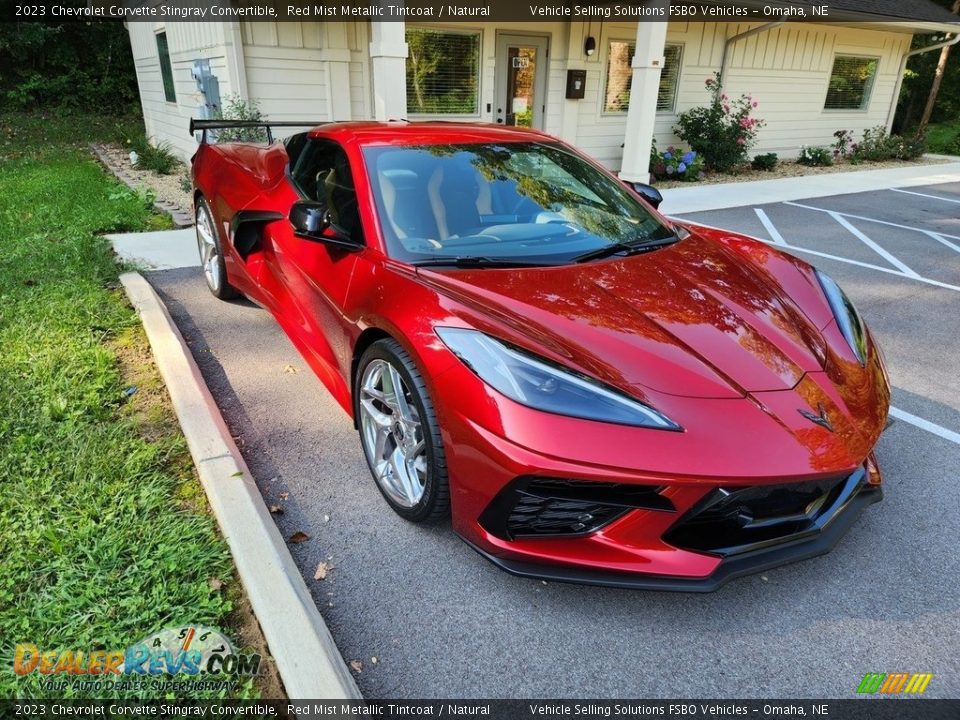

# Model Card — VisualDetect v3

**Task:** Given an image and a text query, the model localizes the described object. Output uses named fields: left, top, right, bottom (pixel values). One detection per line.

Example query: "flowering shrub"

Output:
left=797, top=146, right=833, bottom=167
left=849, top=126, right=926, bottom=163
left=649, top=142, right=705, bottom=182
left=674, top=73, right=766, bottom=172
left=832, top=129, right=854, bottom=159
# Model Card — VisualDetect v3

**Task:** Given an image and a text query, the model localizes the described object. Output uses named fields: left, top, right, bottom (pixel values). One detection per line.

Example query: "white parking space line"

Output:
left=889, top=187, right=960, bottom=205
left=673, top=216, right=960, bottom=294
left=828, top=212, right=919, bottom=278
left=925, top=231, right=960, bottom=255
left=754, top=208, right=787, bottom=246
left=784, top=200, right=960, bottom=241
left=889, top=406, right=960, bottom=446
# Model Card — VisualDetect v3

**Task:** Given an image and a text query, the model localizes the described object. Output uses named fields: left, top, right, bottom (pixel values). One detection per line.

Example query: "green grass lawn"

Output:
left=924, top=119, right=960, bottom=155
left=0, top=115, right=256, bottom=699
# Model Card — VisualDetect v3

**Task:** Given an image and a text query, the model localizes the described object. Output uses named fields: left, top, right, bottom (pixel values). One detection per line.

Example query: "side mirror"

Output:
left=289, top=201, right=360, bottom=250
left=624, top=181, right=663, bottom=210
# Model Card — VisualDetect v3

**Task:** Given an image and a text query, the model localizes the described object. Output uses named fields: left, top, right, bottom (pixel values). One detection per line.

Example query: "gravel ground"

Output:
left=94, top=142, right=192, bottom=210
left=654, top=154, right=950, bottom=189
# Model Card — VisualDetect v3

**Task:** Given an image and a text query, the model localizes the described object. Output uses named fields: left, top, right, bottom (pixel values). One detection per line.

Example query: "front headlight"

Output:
left=815, top=270, right=867, bottom=366
left=436, top=327, right=681, bottom=430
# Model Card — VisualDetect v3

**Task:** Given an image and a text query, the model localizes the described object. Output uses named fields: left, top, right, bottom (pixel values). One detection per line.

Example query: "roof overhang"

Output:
left=708, top=1, right=959, bottom=35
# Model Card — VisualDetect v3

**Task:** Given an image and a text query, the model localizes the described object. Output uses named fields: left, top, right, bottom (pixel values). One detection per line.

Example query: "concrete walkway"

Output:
left=659, top=158, right=960, bottom=215
left=107, top=160, right=960, bottom=270
left=107, top=228, right=199, bottom=270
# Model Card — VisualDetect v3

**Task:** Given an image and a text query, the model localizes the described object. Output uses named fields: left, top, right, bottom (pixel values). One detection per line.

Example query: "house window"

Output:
left=604, top=42, right=682, bottom=113
left=405, top=28, right=480, bottom=115
left=824, top=55, right=878, bottom=110
left=156, top=32, right=176, bottom=103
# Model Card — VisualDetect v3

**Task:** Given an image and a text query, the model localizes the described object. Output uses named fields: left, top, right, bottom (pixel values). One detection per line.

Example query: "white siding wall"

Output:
left=569, top=21, right=911, bottom=170
left=129, top=20, right=911, bottom=168
left=240, top=21, right=370, bottom=133
left=127, top=22, right=236, bottom=160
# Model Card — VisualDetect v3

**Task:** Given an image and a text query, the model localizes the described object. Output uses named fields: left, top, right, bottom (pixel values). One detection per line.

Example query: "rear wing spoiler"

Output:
left=189, top=119, right=321, bottom=144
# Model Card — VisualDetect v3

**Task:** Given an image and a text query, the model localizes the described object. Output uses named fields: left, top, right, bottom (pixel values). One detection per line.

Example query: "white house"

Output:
left=125, top=0, right=958, bottom=181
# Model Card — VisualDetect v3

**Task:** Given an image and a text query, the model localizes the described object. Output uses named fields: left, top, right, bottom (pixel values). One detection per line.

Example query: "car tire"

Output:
left=355, top=338, right=450, bottom=523
left=195, top=196, right=238, bottom=300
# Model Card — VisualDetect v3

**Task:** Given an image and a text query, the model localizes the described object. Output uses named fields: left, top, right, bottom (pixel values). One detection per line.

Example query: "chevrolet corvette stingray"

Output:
left=189, top=119, right=889, bottom=591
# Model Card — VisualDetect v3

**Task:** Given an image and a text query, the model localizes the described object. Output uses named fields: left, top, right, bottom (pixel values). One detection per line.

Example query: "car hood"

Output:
left=417, top=233, right=829, bottom=399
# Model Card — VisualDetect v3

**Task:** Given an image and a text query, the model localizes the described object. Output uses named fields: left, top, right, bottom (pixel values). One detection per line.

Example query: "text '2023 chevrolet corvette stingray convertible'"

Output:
left=190, top=119, right=889, bottom=591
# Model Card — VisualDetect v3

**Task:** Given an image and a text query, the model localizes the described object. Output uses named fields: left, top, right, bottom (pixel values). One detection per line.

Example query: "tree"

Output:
left=0, top=21, right=139, bottom=112
left=917, top=0, right=960, bottom=135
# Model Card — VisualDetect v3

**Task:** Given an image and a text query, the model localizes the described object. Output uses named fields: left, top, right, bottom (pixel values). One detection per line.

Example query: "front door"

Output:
left=494, top=34, right=549, bottom=130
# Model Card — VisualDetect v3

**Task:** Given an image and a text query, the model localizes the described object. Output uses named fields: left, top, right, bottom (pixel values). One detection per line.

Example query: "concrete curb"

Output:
left=120, top=271, right=361, bottom=701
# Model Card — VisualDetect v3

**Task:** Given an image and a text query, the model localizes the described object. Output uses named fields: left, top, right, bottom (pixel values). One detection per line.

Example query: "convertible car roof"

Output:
left=308, top=121, right=555, bottom=146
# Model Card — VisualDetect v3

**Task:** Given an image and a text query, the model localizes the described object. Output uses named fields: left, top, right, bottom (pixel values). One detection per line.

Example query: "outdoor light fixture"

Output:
left=584, top=36, right=597, bottom=56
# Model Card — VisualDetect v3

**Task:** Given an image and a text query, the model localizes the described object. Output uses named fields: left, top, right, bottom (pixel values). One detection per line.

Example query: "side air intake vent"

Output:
left=480, top=477, right=674, bottom=540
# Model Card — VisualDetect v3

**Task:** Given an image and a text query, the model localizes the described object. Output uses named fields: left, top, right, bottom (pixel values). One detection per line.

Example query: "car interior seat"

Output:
left=377, top=168, right=440, bottom=244
left=427, top=162, right=483, bottom=240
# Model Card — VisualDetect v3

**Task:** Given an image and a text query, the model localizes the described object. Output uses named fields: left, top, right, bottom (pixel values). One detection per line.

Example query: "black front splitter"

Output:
left=463, top=485, right=882, bottom=593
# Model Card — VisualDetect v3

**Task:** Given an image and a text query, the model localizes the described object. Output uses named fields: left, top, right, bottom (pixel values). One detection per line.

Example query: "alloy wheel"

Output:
left=196, top=204, right=221, bottom=293
left=358, top=359, right=428, bottom=508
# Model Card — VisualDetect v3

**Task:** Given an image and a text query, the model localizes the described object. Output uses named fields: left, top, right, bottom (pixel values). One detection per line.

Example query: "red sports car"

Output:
left=190, top=119, right=889, bottom=591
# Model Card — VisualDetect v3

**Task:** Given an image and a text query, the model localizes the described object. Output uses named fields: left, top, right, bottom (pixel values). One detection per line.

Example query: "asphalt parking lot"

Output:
left=147, top=181, right=960, bottom=699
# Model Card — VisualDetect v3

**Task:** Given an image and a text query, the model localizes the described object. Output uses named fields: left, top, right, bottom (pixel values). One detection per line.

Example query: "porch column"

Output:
left=369, top=20, right=408, bottom=120
left=222, top=21, right=249, bottom=102
left=619, top=15, right=669, bottom=183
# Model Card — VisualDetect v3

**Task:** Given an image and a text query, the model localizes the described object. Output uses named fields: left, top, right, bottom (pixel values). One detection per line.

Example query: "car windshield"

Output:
left=362, top=142, right=676, bottom=265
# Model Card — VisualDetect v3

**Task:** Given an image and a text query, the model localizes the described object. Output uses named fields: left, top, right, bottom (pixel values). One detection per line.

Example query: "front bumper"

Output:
left=440, top=401, right=884, bottom=591
left=433, top=353, right=887, bottom=591
left=464, top=471, right=882, bottom=593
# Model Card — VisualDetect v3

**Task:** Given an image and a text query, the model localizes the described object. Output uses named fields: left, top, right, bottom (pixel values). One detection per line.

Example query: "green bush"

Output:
left=213, top=94, right=267, bottom=143
left=113, top=124, right=180, bottom=175
left=751, top=153, right=778, bottom=171
left=674, top=73, right=765, bottom=172
left=923, top=120, right=960, bottom=155
left=950, top=135, right=960, bottom=156
left=798, top=146, right=833, bottom=167
left=133, top=140, right=178, bottom=175
left=850, top=126, right=926, bottom=163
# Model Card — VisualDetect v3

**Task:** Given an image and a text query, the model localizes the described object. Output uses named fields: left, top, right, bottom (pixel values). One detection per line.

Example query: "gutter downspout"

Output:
left=720, top=21, right=786, bottom=85
left=887, top=33, right=960, bottom=131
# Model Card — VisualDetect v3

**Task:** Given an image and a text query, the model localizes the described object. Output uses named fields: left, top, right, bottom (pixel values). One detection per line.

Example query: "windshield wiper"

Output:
left=572, top=234, right=680, bottom=264
left=412, top=256, right=557, bottom=269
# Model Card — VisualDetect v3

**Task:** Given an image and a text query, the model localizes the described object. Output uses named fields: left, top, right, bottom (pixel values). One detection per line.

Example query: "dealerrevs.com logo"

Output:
left=857, top=672, right=934, bottom=695
left=14, top=625, right=261, bottom=678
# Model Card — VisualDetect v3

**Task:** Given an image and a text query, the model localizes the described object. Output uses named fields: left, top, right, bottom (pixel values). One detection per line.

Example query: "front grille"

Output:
left=480, top=477, right=674, bottom=540
left=664, top=468, right=867, bottom=557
